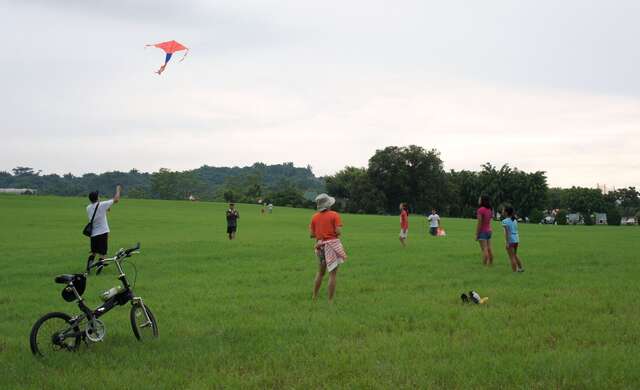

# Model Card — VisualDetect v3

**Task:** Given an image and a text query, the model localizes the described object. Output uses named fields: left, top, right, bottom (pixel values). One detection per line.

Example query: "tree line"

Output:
left=324, top=145, right=639, bottom=223
left=0, top=163, right=323, bottom=208
left=3, top=147, right=638, bottom=222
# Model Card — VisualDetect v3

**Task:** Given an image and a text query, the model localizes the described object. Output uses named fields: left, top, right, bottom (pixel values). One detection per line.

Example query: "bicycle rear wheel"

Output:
left=130, top=303, right=158, bottom=341
left=30, top=312, right=81, bottom=357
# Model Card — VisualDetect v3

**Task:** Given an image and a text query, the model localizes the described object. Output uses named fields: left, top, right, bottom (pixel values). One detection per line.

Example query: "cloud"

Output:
left=1, top=0, right=639, bottom=189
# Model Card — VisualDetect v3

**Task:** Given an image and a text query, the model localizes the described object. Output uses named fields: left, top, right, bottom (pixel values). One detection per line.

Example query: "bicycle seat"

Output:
left=55, top=274, right=75, bottom=284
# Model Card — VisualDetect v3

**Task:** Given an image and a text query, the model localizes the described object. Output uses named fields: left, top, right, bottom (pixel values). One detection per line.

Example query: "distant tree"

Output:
left=150, top=168, right=205, bottom=200
left=326, top=167, right=386, bottom=214
left=446, top=170, right=481, bottom=217
left=556, top=210, right=568, bottom=225
left=267, top=183, right=309, bottom=208
left=223, top=189, right=237, bottom=203
left=529, top=209, right=544, bottom=224
left=368, top=145, right=446, bottom=213
left=583, top=213, right=594, bottom=226
left=565, top=187, right=605, bottom=214
left=606, top=207, right=622, bottom=226
left=546, top=188, right=568, bottom=210
left=12, top=167, right=40, bottom=177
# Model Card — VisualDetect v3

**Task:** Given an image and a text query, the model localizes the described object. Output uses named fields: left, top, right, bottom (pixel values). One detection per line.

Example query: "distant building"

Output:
left=566, top=213, right=582, bottom=225
left=593, top=213, right=607, bottom=225
left=621, top=217, right=638, bottom=225
left=0, top=188, right=37, bottom=195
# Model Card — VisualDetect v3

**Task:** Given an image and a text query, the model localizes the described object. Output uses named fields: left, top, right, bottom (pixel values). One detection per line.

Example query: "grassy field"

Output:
left=1, top=195, right=639, bottom=389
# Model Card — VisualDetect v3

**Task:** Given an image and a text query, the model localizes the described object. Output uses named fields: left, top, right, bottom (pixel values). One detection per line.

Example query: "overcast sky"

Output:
left=2, top=0, right=639, bottom=188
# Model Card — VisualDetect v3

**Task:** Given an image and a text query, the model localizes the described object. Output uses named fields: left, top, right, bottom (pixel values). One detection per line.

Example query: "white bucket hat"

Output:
left=315, top=193, right=335, bottom=211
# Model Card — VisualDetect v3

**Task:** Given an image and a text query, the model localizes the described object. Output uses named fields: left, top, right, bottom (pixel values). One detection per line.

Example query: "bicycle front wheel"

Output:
left=30, top=312, right=81, bottom=357
left=130, top=303, right=158, bottom=341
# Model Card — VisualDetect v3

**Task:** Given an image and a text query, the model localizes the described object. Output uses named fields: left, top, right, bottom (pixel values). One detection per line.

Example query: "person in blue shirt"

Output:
left=501, top=206, right=524, bottom=273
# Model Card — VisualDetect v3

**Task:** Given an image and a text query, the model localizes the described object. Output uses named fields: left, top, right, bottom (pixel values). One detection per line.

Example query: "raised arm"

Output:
left=113, top=185, right=122, bottom=203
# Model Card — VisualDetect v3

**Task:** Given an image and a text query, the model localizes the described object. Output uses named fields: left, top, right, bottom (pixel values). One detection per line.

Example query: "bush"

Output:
left=529, top=209, right=544, bottom=224
left=556, top=210, right=568, bottom=225
left=607, top=207, right=622, bottom=226
left=583, top=213, right=594, bottom=226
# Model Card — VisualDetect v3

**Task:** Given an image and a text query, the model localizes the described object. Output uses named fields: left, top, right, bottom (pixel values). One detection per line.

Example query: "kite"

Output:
left=145, top=40, right=189, bottom=75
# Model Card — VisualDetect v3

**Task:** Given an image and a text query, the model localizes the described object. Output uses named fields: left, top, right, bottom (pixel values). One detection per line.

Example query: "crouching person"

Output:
left=310, top=193, right=347, bottom=303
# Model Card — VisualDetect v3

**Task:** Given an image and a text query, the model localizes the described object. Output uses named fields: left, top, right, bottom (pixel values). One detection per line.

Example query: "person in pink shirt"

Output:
left=399, top=203, right=409, bottom=247
left=476, top=194, right=494, bottom=266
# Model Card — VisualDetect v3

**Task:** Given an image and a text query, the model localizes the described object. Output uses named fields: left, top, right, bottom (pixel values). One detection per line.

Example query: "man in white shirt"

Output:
left=427, top=209, right=440, bottom=236
left=86, top=185, right=121, bottom=271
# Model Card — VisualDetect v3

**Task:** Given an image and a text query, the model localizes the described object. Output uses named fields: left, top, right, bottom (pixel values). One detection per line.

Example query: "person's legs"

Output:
left=328, top=268, right=338, bottom=303
left=86, top=253, right=96, bottom=272
left=399, top=230, right=406, bottom=247
left=487, top=239, right=494, bottom=265
left=479, top=240, right=489, bottom=265
left=312, top=262, right=326, bottom=300
left=89, top=233, right=108, bottom=273
left=514, top=246, right=524, bottom=270
left=506, top=247, right=517, bottom=271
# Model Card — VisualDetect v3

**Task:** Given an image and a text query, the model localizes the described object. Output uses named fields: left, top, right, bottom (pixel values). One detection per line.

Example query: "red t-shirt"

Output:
left=400, top=209, right=409, bottom=230
left=477, top=207, right=493, bottom=233
left=310, top=210, right=343, bottom=240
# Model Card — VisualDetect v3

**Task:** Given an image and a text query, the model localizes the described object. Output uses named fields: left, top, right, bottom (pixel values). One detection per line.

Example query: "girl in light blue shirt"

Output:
left=502, top=206, right=524, bottom=272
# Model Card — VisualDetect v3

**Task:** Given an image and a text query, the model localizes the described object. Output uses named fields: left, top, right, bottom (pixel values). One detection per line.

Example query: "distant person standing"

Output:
left=399, top=203, right=409, bottom=247
left=226, top=203, right=240, bottom=240
left=310, top=193, right=347, bottom=303
left=502, top=206, right=524, bottom=272
left=427, top=209, right=441, bottom=236
left=86, top=185, right=121, bottom=272
left=476, top=195, right=494, bottom=266
left=268, top=203, right=273, bottom=214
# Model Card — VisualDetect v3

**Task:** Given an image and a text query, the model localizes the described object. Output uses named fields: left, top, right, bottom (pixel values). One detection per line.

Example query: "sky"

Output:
left=1, top=0, right=639, bottom=189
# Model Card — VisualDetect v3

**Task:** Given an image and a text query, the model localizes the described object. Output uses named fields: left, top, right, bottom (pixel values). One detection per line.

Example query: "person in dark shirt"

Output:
left=226, top=203, right=240, bottom=240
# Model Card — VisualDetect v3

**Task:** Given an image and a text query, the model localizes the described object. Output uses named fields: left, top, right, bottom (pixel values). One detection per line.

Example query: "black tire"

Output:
left=130, top=303, right=158, bottom=341
left=30, top=312, right=80, bottom=357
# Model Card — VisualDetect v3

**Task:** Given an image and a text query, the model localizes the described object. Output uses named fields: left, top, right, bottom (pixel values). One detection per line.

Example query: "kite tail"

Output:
left=179, top=48, right=189, bottom=62
left=155, top=53, right=173, bottom=75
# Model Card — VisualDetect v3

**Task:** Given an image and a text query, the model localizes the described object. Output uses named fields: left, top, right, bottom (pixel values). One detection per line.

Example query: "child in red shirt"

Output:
left=399, top=203, right=409, bottom=247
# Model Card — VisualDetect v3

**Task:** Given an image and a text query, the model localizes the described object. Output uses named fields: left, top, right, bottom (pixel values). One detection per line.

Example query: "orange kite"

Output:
left=145, top=40, right=189, bottom=75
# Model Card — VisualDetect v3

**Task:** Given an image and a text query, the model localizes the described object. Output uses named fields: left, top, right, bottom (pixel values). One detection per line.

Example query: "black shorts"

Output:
left=227, top=226, right=237, bottom=234
left=90, top=233, right=109, bottom=255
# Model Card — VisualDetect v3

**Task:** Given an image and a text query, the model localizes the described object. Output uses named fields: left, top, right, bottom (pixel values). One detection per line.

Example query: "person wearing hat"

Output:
left=309, top=193, right=347, bottom=303
left=226, top=202, right=240, bottom=240
left=86, top=185, right=121, bottom=272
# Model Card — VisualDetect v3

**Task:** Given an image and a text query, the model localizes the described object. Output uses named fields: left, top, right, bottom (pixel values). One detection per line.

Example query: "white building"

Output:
left=593, top=213, right=607, bottom=225
left=0, top=188, right=37, bottom=195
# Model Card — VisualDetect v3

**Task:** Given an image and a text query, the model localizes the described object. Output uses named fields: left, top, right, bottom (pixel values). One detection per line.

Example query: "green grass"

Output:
left=1, top=195, right=639, bottom=389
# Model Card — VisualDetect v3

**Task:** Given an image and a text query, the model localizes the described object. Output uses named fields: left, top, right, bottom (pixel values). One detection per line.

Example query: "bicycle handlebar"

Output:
left=124, top=242, right=141, bottom=256
left=89, top=243, right=141, bottom=274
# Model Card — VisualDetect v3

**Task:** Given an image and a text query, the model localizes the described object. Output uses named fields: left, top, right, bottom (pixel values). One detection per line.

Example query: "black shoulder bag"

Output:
left=83, top=202, right=100, bottom=237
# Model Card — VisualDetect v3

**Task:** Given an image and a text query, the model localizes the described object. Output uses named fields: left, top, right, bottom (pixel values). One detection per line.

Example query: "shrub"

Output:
left=607, top=207, right=622, bottom=226
left=556, top=210, right=568, bottom=225
left=583, top=213, right=594, bottom=226
left=529, top=209, right=544, bottom=224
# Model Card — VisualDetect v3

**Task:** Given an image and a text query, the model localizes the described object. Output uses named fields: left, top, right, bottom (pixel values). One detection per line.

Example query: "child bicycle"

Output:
left=29, top=243, right=158, bottom=357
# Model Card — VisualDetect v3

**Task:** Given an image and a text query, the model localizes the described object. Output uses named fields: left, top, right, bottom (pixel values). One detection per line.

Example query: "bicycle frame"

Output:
left=56, top=251, right=152, bottom=343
